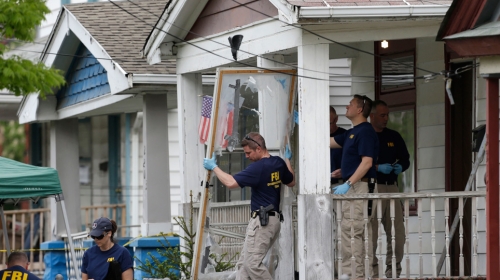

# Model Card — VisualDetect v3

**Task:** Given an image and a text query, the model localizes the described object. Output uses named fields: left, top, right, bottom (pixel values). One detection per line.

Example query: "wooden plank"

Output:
left=191, top=69, right=224, bottom=280
left=297, top=194, right=334, bottom=279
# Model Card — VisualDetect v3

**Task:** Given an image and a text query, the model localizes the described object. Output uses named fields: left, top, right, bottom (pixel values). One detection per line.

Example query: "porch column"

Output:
left=258, top=54, right=294, bottom=280
left=177, top=73, right=205, bottom=204
left=49, top=119, right=80, bottom=239
left=485, top=77, right=499, bottom=277
left=296, top=42, right=334, bottom=279
left=142, top=94, right=172, bottom=235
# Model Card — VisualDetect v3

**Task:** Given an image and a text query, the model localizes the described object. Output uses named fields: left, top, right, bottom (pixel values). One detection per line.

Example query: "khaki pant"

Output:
left=236, top=215, right=280, bottom=280
left=370, top=184, right=405, bottom=278
left=340, top=181, right=376, bottom=278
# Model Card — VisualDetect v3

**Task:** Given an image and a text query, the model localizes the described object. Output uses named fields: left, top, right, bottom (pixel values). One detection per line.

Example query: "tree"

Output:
left=0, top=0, right=65, bottom=98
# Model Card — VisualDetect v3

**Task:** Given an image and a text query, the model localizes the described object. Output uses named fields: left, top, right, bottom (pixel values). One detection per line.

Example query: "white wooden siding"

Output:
left=329, top=58, right=352, bottom=129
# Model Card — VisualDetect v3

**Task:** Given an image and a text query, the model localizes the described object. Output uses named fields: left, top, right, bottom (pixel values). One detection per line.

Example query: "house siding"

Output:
left=329, top=58, right=352, bottom=129
left=475, top=68, right=488, bottom=275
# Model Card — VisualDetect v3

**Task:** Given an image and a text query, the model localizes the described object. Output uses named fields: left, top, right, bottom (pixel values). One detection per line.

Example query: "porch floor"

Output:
left=368, top=277, right=486, bottom=280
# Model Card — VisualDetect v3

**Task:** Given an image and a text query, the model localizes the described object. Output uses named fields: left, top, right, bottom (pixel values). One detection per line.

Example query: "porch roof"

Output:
left=287, top=0, right=452, bottom=7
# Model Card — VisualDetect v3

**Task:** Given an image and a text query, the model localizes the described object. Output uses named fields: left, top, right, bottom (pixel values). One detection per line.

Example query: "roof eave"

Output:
left=143, top=0, right=209, bottom=65
left=299, top=5, right=450, bottom=19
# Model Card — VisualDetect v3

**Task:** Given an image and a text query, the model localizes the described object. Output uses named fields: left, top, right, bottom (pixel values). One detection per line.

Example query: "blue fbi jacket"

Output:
left=233, top=156, right=293, bottom=211
left=334, top=122, right=379, bottom=181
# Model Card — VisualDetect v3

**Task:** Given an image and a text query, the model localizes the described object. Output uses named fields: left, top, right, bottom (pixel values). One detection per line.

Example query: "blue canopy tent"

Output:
left=0, top=157, right=80, bottom=280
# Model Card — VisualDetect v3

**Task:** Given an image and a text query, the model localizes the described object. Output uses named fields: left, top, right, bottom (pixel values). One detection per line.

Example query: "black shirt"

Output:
left=330, top=127, right=347, bottom=184
left=376, top=128, right=410, bottom=184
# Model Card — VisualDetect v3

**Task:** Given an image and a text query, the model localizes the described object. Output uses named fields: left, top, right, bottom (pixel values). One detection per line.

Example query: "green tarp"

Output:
left=0, top=156, right=62, bottom=201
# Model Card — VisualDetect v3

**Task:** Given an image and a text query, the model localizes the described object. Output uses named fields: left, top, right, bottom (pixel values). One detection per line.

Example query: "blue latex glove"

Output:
left=393, top=164, right=403, bottom=175
left=332, top=182, right=350, bottom=195
left=203, top=153, right=217, bottom=171
left=285, top=144, right=292, bottom=159
left=378, top=163, right=393, bottom=174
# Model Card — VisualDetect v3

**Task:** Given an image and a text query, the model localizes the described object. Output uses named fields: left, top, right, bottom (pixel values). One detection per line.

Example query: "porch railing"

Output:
left=81, top=204, right=126, bottom=237
left=189, top=190, right=486, bottom=278
left=332, top=190, right=486, bottom=279
left=191, top=201, right=250, bottom=266
left=0, top=208, right=50, bottom=273
left=0, top=204, right=127, bottom=275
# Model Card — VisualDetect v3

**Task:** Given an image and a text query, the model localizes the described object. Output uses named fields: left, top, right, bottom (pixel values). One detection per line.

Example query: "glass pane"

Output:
left=213, top=71, right=294, bottom=154
left=388, top=109, right=415, bottom=207
left=213, top=151, right=251, bottom=202
left=209, top=69, right=295, bottom=203
left=381, top=55, right=414, bottom=91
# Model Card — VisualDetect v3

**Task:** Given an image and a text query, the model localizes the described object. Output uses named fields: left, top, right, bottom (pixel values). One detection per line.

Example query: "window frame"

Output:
left=375, top=39, right=418, bottom=215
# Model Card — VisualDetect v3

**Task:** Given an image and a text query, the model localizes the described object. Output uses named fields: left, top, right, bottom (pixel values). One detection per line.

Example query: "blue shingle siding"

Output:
left=57, top=45, right=110, bottom=109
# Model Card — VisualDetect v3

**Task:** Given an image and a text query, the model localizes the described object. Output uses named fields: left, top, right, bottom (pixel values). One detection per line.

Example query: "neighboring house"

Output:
left=18, top=0, right=188, bottom=239
left=141, top=0, right=495, bottom=278
left=436, top=0, right=500, bottom=276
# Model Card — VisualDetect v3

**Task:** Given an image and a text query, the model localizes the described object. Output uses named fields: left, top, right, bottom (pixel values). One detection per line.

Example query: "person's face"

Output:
left=330, top=112, right=338, bottom=133
left=370, top=105, right=389, bottom=131
left=243, top=146, right=261, bottom=162
left=92, top=231, right=111, bottom=247
left=345, top=98, right=362, bottom=120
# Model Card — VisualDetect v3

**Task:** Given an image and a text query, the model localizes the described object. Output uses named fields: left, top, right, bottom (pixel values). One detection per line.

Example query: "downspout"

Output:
left=131, top=113, right=143, bottom=237
left=125, top=114, right=131, bottom=237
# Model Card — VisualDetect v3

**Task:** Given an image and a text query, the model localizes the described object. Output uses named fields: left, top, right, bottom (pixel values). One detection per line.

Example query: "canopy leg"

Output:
left=56, top=194, right=81, bottom=280
left=0, top=204, right=11, bottom=255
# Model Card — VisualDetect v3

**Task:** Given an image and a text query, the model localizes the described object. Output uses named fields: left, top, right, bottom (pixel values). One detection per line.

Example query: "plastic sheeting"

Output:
left=0, top=156, right=62, bottom=201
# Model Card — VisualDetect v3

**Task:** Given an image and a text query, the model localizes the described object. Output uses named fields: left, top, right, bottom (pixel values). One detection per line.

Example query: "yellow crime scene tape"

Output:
left=0, top=232, right=177, bottom=253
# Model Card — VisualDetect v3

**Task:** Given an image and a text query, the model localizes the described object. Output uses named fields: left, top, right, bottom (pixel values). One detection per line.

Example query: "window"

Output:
left=208, top=69, right=296, bottom=203
left=375, top=39, right=417, bottom=211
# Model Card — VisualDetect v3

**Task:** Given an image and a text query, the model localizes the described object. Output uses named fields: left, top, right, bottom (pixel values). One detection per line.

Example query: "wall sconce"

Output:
left=381, top=40, right=389, bottom=49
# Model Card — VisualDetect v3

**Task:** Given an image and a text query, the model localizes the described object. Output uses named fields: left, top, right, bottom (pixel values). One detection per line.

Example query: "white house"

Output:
left=141, top=0, right=494, bottom=278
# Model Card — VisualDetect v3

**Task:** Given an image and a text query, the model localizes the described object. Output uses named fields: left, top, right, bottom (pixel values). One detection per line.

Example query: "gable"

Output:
left=56, top=45, right=110, bottom=109
left=185, top=0, right=277, bottom=41
left=437, top=0, right=487, bottom=40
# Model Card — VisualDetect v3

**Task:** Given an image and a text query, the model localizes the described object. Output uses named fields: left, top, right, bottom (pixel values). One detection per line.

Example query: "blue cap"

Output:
left=89, top=217, right=112, bottom=236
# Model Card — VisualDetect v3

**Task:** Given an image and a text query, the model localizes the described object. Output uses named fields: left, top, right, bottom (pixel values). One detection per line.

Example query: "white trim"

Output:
left=268, top=0, right=298, bottom=24
left=0, top=94, right=23, bottom=104
left=132, top=74, right=178, bottom=84
left=299, top=5, right=450, bottom=19
left=144, top=0, right=209, bottom=65
left=176, top=19, right=301, bottom=74
left=57, top=94, right=133, bottom=119
left=202, top=75, right=215, bottom=85
left=132, top=74, right=216, bottom=85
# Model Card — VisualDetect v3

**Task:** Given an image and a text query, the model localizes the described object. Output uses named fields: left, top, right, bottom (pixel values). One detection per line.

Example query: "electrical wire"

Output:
left=108, top=0, right=466, bottom=83
left=2, top=0, right=472, bottom=83
left=231, top=0, right=444, bottom=76
left=124, top=0, right=372, bottom=79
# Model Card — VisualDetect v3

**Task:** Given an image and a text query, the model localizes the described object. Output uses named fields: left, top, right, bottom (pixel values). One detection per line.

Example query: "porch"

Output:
left=189, top=190, right=487, bottom=279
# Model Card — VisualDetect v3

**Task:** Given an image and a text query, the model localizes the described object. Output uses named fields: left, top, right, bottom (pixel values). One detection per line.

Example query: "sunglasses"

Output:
left=360, top=95, right=367, bottom=113
left=244, top=135, right=261, bottom=147
left=90, top=234, right=105, bottom=240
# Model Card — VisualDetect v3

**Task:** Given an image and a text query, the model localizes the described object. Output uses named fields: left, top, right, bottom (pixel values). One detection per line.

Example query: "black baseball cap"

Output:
left=89, top=217, right=112, bottom=236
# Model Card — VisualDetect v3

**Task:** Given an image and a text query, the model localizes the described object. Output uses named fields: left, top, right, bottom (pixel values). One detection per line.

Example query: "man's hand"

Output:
left=285, top=144, right=292, bottom=159
left=331, top=169, right=342, bottom=179
left=377, top=163, right=393, bottom=174
left=393, top=164, right=403, bottom=175
left=203, top=153, right=217, bottom=171
left=332, top=182, right=350, bottom=194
